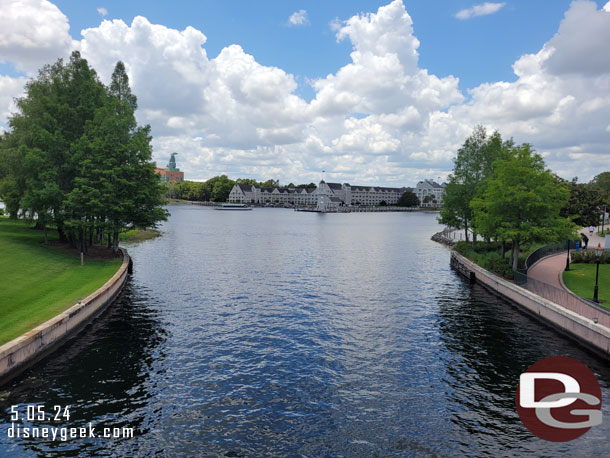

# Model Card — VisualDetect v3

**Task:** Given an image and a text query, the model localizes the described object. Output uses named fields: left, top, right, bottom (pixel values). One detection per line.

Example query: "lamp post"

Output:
left=565, top=239, right=571, bottom=271
left=593, top=243, right=602, bottom=303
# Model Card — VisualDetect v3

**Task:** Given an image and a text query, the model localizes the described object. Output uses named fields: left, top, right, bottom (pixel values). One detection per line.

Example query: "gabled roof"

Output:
left=237, top=184, right=253, bottom=192
left=327, top=182, right=343, bottom=190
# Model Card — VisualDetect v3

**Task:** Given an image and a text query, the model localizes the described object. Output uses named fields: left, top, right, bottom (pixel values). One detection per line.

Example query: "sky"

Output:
left=1, top=0, right=609, bottom=186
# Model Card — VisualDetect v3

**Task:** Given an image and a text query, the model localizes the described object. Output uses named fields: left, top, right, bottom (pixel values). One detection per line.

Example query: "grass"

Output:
left=563, top=263, right=610, bottom=305
left=0, top=219, right=122, bottom=346
left=118, top=228, right=161, bottom=242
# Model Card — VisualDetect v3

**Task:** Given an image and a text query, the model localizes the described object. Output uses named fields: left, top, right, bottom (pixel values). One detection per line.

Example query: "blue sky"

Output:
left=46, top=0, right=604, bottom=92
left=1, top=0, right=609, bottom=185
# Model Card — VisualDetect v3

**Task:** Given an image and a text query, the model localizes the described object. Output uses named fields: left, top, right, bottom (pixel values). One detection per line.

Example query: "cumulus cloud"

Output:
left=0, top=0, right=608, bottom=184
left=455, top=2, right=506, bottom=20
left=288, top=10, right=309, bottom=26
left=0, top=75, right=26, bottom=122
left=0, top=0, right=73, bottom=73
left=97, top=7, right=108, bottom=17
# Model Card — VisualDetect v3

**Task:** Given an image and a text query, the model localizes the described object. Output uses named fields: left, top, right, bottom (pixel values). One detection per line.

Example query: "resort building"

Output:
left=155, top=153, right=184, bottom=183
left=229, top=181, right=413, bottom=207
left=229, top=185, right=317, bottom=205
left=414, top=180, right=446, bottom=207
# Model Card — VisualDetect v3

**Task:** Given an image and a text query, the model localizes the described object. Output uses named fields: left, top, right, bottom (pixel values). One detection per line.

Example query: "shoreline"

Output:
left=0, top=249, right=132, bottom=387
left=434, top=230, right=610, bottom=359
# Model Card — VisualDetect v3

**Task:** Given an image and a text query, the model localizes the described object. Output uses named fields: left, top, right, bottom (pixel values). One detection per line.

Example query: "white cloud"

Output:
left=0, top=75, right=26, bottom=122
left=0, top=0, right=73, bottom=73
left=456, top=2, right=506, bottom=20
left=0, top=0, right=608, bottom=185
left=288, top=10, right=309, bottom=26
left=97, top=7, right=108, bottom=17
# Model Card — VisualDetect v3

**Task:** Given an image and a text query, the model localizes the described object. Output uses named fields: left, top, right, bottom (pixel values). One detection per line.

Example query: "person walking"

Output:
left=589, top=225, right=595, bottom=236
left=581, top=233, right=589, bottom=249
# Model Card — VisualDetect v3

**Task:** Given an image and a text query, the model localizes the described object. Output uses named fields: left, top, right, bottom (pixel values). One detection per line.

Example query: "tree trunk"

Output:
left=509, top=242, right=514, bottom=267
left=43, top=225, right=48, bottom=245
left=89, top=225, right=94, bottom=247
left=108, top=232, right=112, bottom=249
left=512, top=239, right=520, bottom=271
left=500, top=241, right=506, bottom=259
left=472, top=232, right=477, bottom=250
left=464, top=221, right=469, bottom=243
left=57, top=222, right=68, bottom=243
left=113, top=231, right=120, bottom=256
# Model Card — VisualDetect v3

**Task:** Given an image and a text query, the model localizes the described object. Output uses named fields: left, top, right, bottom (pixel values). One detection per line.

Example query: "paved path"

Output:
left=528, top=251, right=567, bottom=288
left=528, top=225, right=606, bottom=289
left=523, top=228, right=610, bottom=327
left=581, top=227, right=606, bottom=250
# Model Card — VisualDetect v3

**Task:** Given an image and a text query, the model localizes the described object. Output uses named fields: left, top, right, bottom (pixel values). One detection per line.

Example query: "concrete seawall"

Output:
left=451, top=251, right=610, bottom=358
left=0, top=249, right=131, bottom=387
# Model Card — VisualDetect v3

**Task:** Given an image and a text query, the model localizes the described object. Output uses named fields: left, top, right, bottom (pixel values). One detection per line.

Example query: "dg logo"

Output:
left=516, top=356, right=603, bottom=441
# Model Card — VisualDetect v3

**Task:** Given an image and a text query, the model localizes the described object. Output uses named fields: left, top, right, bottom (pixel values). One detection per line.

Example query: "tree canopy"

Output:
left=0, top=52, right=167, bottom=254
left=438, top=125, right=513, bottom=246
left=397, top=191, right=419, bottom=207
left=560, top=179, right=605, bottom=227
left=471, top=144, right=576, bottom=270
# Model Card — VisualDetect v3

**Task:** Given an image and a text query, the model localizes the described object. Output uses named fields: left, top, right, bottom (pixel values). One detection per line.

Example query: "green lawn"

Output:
left=118, top=228, right=160, bottom=242
left=0, top=219, right=122, bottom=346
left=563, top=263, right=610, bottom=305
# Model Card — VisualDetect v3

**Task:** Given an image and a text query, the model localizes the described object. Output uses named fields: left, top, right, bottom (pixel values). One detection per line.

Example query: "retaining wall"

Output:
left=451, top=251, right=610, bottom=358
left=0, top=250, right=131, bottom=386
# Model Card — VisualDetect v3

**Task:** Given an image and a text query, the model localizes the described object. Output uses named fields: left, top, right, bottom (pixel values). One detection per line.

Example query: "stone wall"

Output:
left=0, top=250, right=131, bottom=386
left=451, top=251, right=610, bottom=358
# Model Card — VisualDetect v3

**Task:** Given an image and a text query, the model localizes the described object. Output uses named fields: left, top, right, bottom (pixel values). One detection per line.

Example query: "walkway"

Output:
left=524, top=228, right=609, bottom=328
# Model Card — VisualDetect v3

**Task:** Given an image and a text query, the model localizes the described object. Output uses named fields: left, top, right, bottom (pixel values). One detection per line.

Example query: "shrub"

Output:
left=454, top=241, right=515, bottom=279
left=571, top=249, right=610, bottom=264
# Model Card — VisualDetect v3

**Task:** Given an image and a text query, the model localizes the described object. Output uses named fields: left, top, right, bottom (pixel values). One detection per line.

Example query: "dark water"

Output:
left=1, top=204, right=609, bottom=457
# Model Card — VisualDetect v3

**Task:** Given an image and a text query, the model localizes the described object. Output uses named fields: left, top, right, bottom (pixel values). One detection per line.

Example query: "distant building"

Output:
left=414, top=180, right=446, bottom=207
left=155, top=153, right=184, bottom=183
left=229, top=181, right=412, bottom=206
left=229, top=184, right=317, bottom=205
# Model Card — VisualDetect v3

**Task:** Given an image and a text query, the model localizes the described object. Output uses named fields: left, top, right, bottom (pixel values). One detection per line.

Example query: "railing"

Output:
left=525, top=240, right=578, bottom=271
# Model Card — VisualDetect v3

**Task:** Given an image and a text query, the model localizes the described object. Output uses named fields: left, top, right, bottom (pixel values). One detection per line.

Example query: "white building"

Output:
left=229, top=184, right=317, bottom=205
left=229, top=181, right=413, bottom=207
left=414, top=180, right=446, bottom=207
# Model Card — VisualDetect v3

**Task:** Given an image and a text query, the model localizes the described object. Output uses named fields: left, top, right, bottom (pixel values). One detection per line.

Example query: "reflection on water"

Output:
left=1, top=205, right=609, bottom=456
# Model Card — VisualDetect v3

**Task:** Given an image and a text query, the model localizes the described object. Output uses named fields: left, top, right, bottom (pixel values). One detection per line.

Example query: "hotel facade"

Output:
left=229, top=181, right=416, bottom=207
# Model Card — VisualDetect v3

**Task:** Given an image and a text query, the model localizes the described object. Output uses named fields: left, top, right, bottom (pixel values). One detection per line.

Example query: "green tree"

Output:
left=591, top=172, right=610, bottom=196
left=471, top=145, right=576, bottom=271
left=439, top=126, right=512, bottom=248
left=397, top=191, right=419, bottom=207
left=560, top=179, right=604, bottom=227
left=207, top=175, right=235, bottom=202
left=260, top=178, right=280, bottom=188
left=4, top=52, right=107, bottom=241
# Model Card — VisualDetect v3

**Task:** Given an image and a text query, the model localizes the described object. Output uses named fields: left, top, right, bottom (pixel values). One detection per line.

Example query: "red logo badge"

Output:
left=516, top=356, right=602, bottom=441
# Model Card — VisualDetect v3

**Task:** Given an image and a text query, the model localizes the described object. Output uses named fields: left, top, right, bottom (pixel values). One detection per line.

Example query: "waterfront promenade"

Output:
left=528, top=229, right=606, bottom=289
left=520, top=229, right=609, bottom=329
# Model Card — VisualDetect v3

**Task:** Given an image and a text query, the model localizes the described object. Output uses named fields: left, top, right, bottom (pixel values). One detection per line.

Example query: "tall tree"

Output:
left=3, top=51, right=106, bottom=240
left=560, top=179, right=604, bottom=227
left=439, top=126, right=512, bottom=247
left=471, top=144, right=576, bottom=271
left=591, top=172, right=610, bottom=197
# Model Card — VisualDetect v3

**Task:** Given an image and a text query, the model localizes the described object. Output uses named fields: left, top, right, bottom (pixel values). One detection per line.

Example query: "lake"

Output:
left=1, top=204, right=609, bottom=456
